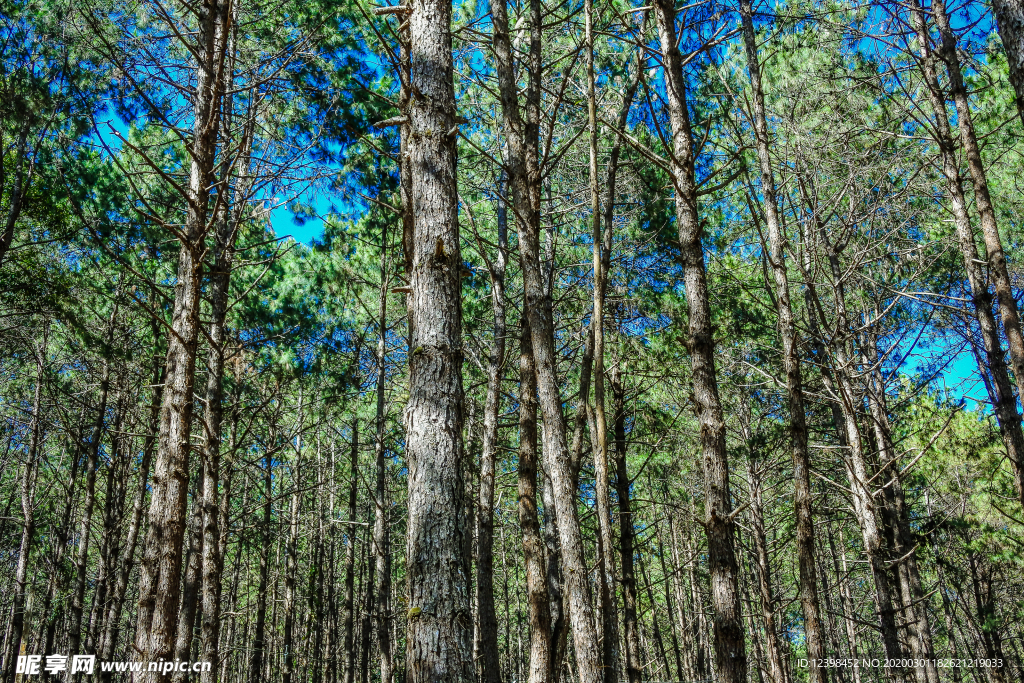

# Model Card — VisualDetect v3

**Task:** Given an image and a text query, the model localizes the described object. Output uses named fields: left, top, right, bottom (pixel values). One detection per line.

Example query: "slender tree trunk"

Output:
left=488, top=0, right=602, bottom=679
left=372, top=235, right=393, bottom=683
left=476, top=174, right=509, bottom=683
left=36, top=421, right=83, bottom=663
left=666, top=512, right=698, bottom=681
left=584, top=0, right=619, bottom=677
left=282, top=424, right=303, bottom=683
left=249, top=445, right=274, bottom=683
left=358, top=510, right=374, bottom=683
left=85, top=403, right=127, bottom=656
left=343, top=417, right=360, bottom=683
left=909, top=0, right=1024, bottom=509
left=737, top=3, right=827, bottom=679
left=738, top=395, right=788, bottom=683
left=0, top=122, right=31, bottom=268
left=171, top=474, right=204, bottom=682
left=518, top=314, right=552, bottom=683
left=611, top=363, right=641, bottom=683
left=198, top=102, right=249, bottom=683
left=403, top=0, right=474, bottom=680
left=862, top=330, right=939, bottom=683
left=967, top=552, right=1006, bottom=683
left=98, top=399, right=156, bottom=674
left=932, top=0, right=1024, bottom=506
left=70, top=309, right=118, bottom=661
left=652, top=1, right=746, bottom=680
left=834, top=527, right=863, bottom=683
left=3, top=328, right=45, bottom=683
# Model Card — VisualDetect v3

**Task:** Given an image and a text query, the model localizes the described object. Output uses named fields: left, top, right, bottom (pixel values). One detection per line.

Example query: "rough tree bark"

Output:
left=737, top=2, right=828, bottom=679
left=402, top=0, right=474, bottom=679
left=651, top=1, right=747, bottom=680
left=132, top=0, right=230, bottom=675
left=931, top=0, right=1024, bottom=506
left=488, top=0, right=602, bottom=678
left=909, top=0, right=1024, bottom=509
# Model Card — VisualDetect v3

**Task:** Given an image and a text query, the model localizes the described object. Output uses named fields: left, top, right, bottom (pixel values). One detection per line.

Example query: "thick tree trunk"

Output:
left=403, top=0, right=474, bottom=680
left=133, top=1, right=229, bottom=676
left=737, top=3, right=827, bottom=679
left=651, top=1, right=746, bottom=680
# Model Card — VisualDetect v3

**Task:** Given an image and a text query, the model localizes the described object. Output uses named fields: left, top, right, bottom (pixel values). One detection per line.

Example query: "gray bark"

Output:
left=402, top=0, right=474, bottom=680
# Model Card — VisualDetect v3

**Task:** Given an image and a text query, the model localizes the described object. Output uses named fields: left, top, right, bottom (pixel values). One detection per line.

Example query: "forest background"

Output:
left=1, top=0, right=1024, bottom=680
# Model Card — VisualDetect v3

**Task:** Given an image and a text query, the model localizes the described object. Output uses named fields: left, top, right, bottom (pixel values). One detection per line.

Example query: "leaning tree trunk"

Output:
left=909, top=0, right=1024, bottom=509
left=934, top=0, right=1024, bottom=505
left=991, top=0, right=1024, bottom=128
left=737, top=2, right=828, bottom=679
left=402, top=0, right=474, bottom=680
left=652, top=0, right=747, bottom=680
left=133, top=0, right=229, bottom=676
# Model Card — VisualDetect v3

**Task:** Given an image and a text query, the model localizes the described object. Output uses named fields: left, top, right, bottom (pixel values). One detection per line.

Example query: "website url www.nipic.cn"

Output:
left=16, top=656, right=212, bottom=676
